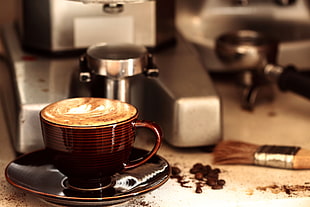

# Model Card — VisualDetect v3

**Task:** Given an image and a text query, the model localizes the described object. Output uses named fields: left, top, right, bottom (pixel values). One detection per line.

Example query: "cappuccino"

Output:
left=40, top=97, right=137, bottom=126
left=40, top=97, right=162, bottom=191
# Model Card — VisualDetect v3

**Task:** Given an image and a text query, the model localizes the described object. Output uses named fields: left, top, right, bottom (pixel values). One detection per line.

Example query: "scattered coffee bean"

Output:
left=211, top=185, right=223, bottom=190
left=170, top=167, right=192, bottom=188
left=171, top=163, right=226, bottom=194
left=180, top=180, right=192, bottom=188
left=207, top=170, right=219, bottom=179
left=171, top=166, right=181, bottom=176
left=217, top=179, right=226, bottom=186
left=201, top=165, right=211, bottom=176
left=195, top=172, right=204, bottom=181
left=190, top=163, right=204, bottom=174
left=195, top=182, right=203, bottom=194
left=206, top=178, right=217, bottom=187
left=213, top=168, right=221, bottom=173
left=193, top=163, right=204, bottom=170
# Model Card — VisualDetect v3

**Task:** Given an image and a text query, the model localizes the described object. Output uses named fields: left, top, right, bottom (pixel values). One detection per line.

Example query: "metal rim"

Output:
left=86, top=43, right=148, bottom=78
left=215, top=30, right=278, bottom=70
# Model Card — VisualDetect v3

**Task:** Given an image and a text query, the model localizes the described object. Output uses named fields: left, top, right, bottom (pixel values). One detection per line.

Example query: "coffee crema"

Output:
left=40, top=97, right=137, bottom=126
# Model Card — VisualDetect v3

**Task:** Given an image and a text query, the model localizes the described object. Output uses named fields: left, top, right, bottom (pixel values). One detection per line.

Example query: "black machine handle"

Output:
left=277, top=65, right=310, bottom=100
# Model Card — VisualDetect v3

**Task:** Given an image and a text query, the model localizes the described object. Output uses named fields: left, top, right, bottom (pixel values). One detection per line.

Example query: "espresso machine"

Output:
left=1, top=0, right=222, bottom=154
left=177, top=0, right=310, bottom=109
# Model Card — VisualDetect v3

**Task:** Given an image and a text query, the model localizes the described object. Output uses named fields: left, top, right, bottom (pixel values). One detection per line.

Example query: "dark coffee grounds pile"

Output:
left=170, top=163, right=226, bottom=193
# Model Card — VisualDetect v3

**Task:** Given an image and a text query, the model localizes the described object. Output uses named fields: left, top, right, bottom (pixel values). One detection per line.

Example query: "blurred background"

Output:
left=0, top=0, right=16, bottom=53
left=0, top=0, right=16, bottom=24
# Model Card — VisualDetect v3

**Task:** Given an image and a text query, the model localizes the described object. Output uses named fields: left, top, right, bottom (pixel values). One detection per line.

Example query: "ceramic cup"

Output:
left=40, top=97, right=162, bottom=191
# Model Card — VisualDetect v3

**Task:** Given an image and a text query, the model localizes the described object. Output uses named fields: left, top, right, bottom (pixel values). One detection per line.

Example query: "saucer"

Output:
left=5, top=148, right=170, bottom=206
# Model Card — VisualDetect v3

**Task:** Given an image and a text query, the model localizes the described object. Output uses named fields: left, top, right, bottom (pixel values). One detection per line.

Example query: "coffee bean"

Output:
left=195, top=187, right=203, bottom=193
left=213, top=168, right=221, bottom=173
left=195, top=183, right=203, bottom=193
left=171, top=166, right=181, bottom=176
left=171, top=162, right=226, bottom=193
left=207, top=171, right=219, bottom=180
left=201, top=165, right=211, bottom=176
left=193, top=163, right=204, bottom=169
left=195, top=172, right=204, bottom=181
left=180, top=180, right=192, bottom=188
left=212, top=185, right=223, bottom=190
left=205, top=165, right=212, bottom=170
left=217, top=179, right=226, bottom=186
left=190, top=163, right=204, bottom=174
left=206, top=178, right=217, bottom=186
left=190, top=168, right=198, bottom=174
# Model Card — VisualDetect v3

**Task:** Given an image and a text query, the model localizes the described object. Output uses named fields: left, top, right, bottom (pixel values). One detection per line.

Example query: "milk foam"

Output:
left=41, top=98, right=137, bottom=126
left=65, top=104, right=106, bottom=116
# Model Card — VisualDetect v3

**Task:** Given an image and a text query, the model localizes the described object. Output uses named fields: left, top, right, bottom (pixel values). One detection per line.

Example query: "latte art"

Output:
left=40, top=98, right=137, bottom=126
left=65, top=104, right=106, bottom=116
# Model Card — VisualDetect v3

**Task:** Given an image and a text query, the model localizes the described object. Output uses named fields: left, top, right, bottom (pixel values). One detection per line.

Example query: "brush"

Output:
left=213, top=140, right=310, bottom=169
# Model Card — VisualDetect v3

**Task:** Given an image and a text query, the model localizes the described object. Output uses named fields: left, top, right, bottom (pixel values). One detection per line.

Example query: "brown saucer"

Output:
left=5, top=148, right=170, bottom=206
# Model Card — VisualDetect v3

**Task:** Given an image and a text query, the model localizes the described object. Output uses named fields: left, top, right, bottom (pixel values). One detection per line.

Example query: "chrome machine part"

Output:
left=79, top=43, right=158, bottom=103
left=215, top=30, right=278, bottom=71
left=176, top=0, right=310, bottom=72
left=215, top=30, right=310, bottom=110
left=17, top=0, right=175, bottom=53
left=86, top=43, right=148, bottom=78
left=142, top=34, right=222, bottom=148
left=1, top=25, right=79, bottom=153
left=215, top=30, right=278, bottom=110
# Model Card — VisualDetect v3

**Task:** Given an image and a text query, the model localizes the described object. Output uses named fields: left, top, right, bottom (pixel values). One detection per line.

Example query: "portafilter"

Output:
left=216, top=30, right=310, bottom=108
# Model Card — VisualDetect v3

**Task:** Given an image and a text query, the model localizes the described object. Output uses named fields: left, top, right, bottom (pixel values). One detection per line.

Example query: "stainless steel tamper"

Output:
left=79, top=43, right=158, bottom=102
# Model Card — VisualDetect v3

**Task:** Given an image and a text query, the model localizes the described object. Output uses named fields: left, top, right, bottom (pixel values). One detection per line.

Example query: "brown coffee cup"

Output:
left=40, top=97, right=162, bottom=191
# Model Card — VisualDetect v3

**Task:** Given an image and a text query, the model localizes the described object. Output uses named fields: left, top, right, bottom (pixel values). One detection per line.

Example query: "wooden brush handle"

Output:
left=293, top=149, right=310, bottom=169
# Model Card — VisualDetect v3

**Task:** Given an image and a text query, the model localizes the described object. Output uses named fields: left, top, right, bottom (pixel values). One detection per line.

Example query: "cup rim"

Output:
left=40, top=98, right=139, bottom=128
left=40, top=112, right=139, bottom=129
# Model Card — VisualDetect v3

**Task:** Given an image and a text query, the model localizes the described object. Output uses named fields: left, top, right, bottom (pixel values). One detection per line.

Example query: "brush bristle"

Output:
left=213, top=140, right=259, bottom=165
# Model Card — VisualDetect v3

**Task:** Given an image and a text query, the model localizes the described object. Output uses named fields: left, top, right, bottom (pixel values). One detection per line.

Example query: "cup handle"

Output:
left=124, top=120, right=162, bottom=169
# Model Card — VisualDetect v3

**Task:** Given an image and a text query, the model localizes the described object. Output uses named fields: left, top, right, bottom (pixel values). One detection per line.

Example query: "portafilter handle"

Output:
left=264, top=64, right=310, bottom=100
left=216, top=30, right=310, bottom=102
